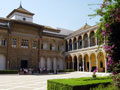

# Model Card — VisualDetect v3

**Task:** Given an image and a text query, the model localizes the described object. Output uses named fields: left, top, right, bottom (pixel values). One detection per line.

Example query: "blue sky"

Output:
left=0, top=0, right=103, bottom=31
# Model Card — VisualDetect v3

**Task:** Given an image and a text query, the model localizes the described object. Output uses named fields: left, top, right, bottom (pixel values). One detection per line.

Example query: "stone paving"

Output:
left=0, top=72, right=110, bottom=90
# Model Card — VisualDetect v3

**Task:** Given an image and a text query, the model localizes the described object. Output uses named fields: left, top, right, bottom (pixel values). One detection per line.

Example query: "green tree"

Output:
left=94, top=0, right=120, bottom=88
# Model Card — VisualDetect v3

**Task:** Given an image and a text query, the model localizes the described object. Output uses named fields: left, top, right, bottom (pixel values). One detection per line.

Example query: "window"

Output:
left=0, top=39, right=6, bottom=46
left=12, top=38, right=17, bottom=48
left=33, top=41, right=37, bottom=49
left=43, top=43, right=48, bottom=50
left=41, top=44, right=43, bottom=49
left=50, top=44, right=52, bottom=50
left=21, top=39, right=29, bottom=48
left=23, top=18, right=26, bottom=21
left=100, top=61, right=103, bottom=68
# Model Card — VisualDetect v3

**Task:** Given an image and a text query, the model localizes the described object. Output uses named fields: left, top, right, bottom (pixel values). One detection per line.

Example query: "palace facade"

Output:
left=0, top=5, right=107, bottom=73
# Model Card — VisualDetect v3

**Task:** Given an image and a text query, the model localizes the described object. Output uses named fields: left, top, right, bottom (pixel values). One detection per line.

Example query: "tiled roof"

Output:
left=71, top=23, right=91, bottom=35
left=43, top=27, right=73, bottom=36
left=7, top=6, right=34, bottom=18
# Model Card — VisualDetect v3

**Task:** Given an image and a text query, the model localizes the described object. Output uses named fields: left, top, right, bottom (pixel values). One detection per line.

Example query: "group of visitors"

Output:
left=19, top=67, right=48, bottom=75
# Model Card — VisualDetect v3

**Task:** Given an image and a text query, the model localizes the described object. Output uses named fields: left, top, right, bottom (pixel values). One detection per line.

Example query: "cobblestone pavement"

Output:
left=0, top=72, right=110, bottom=90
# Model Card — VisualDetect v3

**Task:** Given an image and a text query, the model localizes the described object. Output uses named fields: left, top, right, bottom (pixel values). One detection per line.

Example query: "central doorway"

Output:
left=74, top=56, right=77, bottom=71
left=21, top=60, right=28, bottom=68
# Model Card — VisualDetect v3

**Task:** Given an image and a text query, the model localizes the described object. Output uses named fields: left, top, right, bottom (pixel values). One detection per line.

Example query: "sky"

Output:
left=0, top=0, right=103, bottom=31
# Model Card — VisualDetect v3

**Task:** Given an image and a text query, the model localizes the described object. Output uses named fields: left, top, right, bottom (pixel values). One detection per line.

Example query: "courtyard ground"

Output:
left=0, top=72, right=110, bottom=90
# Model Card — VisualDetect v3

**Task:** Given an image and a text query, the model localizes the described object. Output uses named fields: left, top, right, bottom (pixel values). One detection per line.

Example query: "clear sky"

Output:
left=0, top=0, right=103, bottom=31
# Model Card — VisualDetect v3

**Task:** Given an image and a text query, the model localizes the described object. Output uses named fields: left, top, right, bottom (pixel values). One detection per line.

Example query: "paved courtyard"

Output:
left=0, top=72, right=110, bottom=90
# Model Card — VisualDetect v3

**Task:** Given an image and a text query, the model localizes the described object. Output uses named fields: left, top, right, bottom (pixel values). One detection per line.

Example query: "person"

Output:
left=43, top=67, right=46, bottom=72
left=79, top=66, right=81, bottom=71
left=28, top=68, right=32, bottom=75
left=19, top=68, right=22, bottom=75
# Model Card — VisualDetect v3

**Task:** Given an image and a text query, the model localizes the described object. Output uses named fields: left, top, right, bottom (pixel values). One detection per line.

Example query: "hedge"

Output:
left=0, top=70, right=18, bottom=74
left=58, top=69, right=75, bottom=72
left=91, top=84, right=117, bottom=90
left=47, top=77, right=113, bottom=90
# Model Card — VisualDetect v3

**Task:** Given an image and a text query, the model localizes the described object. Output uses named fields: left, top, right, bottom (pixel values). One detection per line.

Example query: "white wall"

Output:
left=0, top=55, right=6, bottom=70
left=8, top=12, right=33, bottom=22
left=47, top=58, right=52, bottom=70
left=53, top=58, right=57, bottom=70
left=40, top=57, right=46, bottom=68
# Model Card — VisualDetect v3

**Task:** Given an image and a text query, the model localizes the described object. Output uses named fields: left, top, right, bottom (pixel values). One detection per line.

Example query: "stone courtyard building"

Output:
left=0, top=5, right=107, bottom=73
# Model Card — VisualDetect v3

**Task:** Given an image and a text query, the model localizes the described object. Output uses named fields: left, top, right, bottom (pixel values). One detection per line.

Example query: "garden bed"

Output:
left=0, top=70, right=18, bottom=74
left=47, top=77, right=113, bottom=90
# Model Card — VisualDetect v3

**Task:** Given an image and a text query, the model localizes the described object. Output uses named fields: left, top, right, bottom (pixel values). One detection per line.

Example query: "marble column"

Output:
left=82, top=57, right=84, bottom=72
left=96, top=55, right=98, bottom=72
left=77, top=57, right=79, bottom=71
left=88, top=38, right=90, bottom=47
left=105, top=58, right=107, bottom=73
left=89, top=56, right=91, bottom=72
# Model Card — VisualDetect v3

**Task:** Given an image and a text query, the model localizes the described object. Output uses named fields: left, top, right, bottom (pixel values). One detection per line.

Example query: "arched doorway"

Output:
left=78, top=36, right=82, bottom=49
left=84, top=54, right=89, bottom=72
left=73, top=37, right=77, bottom=50
left=78, top=55, right=83, bottom=71
left=97, top=52, right=105, bottom=72
left=0, top=54, right=6, bottom=70
left=90, top=31, right=95, bottom=46
left=74, top=56, right=77, bottom=71
left=90, top=53, right=96, bottom=72
left=65, top=56, right=72, bottom=69
left=83, top=34, right=88, bottom=48
left=69, top=39, right=72, bottom=51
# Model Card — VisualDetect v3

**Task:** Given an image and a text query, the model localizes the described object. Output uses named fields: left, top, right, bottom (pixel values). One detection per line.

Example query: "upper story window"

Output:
left=23, top=18, right=26, bottom=21
left=33, top=41, right=37, bottom=49
left=50, top=44, right=56, bottom=51
left=0, top=38, right=6, bottom=46
left=43, top=43, right=48, bottom=50
left=59, top=45, right=64, bottom=52
left=12, top=38, right=17, bottom=48
left=50, top=44, right=52, bottom=50
left=21, top=39, right=29, bottom=48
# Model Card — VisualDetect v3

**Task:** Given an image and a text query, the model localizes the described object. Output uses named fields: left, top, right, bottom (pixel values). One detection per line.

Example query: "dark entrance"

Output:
left=87, top=62, right=89, bottom=71
left=21, top=60, right=28, bottom=68
left=79, top=59, right=83, bottom=71
left=74, top=56, right=77, bottom=71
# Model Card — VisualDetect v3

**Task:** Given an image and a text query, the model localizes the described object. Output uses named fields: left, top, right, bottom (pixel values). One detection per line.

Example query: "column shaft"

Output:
left=88, top=38, right=90, bottom=47
left=105, top=58, right=107, bottom=73
left=82, top=58, right=84, bottom=72
left=77, top=59, right=79, bottom=71
left=95, top=37, right=97, bottom=46
left=96, top=56, right=98, bottom=72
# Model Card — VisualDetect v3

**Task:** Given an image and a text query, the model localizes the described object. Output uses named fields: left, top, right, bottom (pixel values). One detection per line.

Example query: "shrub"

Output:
left=57, top=69, right=74, bottom=72
left=0, top=70, right=18, bottom=74
left=91, top=84, right=118, bottom=90
left=65, top=69, right=75, bottom=72
left=47, top=77, right=112, bottom=90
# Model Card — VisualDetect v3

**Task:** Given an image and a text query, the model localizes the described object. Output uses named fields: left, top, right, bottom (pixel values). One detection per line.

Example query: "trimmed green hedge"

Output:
left=58, top=69, right=75, bottom=72
left=91, top=84, right=117, bottom=90
left=47, top=77, right=113, bottom=90
left=0, top=70, right=18, bottom=74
